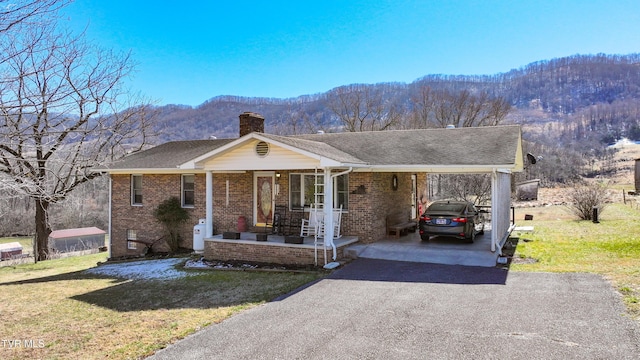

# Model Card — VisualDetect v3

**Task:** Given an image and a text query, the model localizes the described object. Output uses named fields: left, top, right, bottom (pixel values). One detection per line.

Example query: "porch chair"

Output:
left=272, top=205, right=288, bottom=235
left=300, top=204, right=324, bottom=237
left=317, top=205, right=343, bottom=239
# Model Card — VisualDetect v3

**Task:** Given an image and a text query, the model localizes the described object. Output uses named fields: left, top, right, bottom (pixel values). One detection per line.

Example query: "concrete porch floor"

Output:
left=345, top=229, right=500, bottom=267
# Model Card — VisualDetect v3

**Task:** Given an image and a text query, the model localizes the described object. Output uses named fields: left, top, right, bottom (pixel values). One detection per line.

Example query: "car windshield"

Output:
left=427, top=203, right=466, bottom=213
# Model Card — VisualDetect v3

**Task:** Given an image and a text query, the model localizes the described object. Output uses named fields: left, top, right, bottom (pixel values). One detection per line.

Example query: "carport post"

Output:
left=491, top=169, right=512, bottom=253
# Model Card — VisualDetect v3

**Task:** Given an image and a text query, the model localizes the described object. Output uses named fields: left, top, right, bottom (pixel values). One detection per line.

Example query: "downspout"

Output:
left=327, top=167, right=353, bottom=260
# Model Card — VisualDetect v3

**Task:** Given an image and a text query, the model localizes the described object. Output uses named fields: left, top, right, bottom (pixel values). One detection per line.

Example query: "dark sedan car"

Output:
left=419, top=200, right=485, bottom=242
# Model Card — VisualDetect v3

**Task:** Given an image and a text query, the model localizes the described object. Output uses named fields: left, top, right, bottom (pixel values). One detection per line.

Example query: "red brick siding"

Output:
left=110, top=171, right=428, bottom=258
left=213, top=173, right=254, bottom=233
left=204, top=240, right=347, bottom=266
left=110, top=174, right=206, bottom=257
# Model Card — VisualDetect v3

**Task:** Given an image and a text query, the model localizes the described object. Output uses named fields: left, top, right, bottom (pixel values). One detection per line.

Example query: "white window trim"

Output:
left=289, top=172, right=348, bottom=211
left=127, top=229, right=137, bottom=250
left=131, top=174, right=143, bottom=206
left=181, top=174, right=195, bottom=208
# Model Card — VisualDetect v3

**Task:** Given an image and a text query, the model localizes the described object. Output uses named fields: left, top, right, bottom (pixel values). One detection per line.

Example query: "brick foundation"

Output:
left=204, top=239, right=349, bottom=266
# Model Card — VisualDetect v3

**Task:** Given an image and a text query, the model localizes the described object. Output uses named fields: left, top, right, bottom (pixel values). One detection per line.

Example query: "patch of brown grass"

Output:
left=0, top=254, right=323, bottom=359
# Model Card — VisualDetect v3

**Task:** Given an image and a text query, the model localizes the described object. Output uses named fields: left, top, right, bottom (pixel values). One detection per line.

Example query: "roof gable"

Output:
left=186, top=132, right=366, bottom=170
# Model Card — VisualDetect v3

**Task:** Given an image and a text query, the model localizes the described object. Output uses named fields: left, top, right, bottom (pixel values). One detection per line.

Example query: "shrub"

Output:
left=567, top=182, right=609, bottom=221
left=153, top=197, right=190, bottom=253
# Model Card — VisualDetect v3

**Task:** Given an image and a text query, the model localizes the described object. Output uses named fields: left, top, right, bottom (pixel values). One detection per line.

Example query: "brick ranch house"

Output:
left=97, top=112, right=523, bottom=265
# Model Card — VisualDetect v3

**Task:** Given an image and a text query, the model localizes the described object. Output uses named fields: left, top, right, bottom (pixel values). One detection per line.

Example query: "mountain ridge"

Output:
left=152, top=53, right=640, bottom=151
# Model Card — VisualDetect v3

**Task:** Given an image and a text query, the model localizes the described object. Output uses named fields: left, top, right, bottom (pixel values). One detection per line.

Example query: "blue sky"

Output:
left=62, top=0, right=640, bottom=106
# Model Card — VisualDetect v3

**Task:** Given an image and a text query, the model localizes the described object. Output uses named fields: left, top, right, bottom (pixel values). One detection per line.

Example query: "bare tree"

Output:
left=326, top=84, right=404, bottom=132
left=0, top=20, right=156, bottom=260
left=567, top=182, right=610, bottom=221
left=271, top=104, right=320, bottom=135
left=0, top=0, right=70, bottom=34
left=408, top=86, right=511, bottom=129
left=406, top=85, right=435, bottom=129
left=430, top=174, right=492, bottom=205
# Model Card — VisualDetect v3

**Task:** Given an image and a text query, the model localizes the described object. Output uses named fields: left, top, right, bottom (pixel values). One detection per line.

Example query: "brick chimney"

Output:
left=239, top=112, right=265, bottom=137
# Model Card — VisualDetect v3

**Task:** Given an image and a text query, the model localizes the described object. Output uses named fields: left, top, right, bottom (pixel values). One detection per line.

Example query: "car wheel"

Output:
left=466, top=229, right=475, bottom=243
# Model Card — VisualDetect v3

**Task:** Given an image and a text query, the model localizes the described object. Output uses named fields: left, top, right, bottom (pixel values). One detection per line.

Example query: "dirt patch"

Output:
left=496, top=238, right=538, bottom=268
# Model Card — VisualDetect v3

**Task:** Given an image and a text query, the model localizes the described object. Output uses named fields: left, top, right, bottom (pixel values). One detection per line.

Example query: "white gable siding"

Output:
left=203, top=140, right=321, bottom=171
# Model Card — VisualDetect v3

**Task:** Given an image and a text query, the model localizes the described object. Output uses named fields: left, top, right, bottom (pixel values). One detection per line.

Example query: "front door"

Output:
left=254, top=172, right=275, bottom=226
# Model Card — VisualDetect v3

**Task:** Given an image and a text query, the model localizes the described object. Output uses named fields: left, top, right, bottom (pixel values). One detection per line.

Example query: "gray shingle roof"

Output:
left=294, top=125, right=521, bottom=166
left=104, top=139, right=235, bottom=170
left=100, top=125, right=521, bottom=172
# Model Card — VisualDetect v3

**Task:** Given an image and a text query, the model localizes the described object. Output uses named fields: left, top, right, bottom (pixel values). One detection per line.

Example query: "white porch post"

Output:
left=491, top=171, right=498, bottom=252
left=206, top=171, right=213, bottom=237
left=323, top=168, right=335, bottom=243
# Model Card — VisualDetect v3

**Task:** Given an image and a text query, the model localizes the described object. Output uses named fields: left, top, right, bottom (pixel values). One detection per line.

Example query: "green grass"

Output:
left=512, top=203, right=640, bottom=320
left=0, top=254, right=324, bottom=360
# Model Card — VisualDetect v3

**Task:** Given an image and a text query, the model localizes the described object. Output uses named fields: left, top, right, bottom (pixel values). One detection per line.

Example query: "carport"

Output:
left=353, top=158, right=518, bottom=266
left=289, top=125, right=523, bottom=263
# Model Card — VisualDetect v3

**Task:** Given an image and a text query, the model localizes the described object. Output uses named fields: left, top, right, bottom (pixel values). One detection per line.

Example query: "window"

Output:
left=182, top=174, right=195, bottom=207
left=131, top=175, right=143, bottom=205
left=289, top=173, right=348, bottom=210
left=127, top=229, right=137, bottom=250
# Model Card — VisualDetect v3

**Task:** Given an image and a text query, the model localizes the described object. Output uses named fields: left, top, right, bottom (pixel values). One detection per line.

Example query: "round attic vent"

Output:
left=255, top=141, right=270, bottom=157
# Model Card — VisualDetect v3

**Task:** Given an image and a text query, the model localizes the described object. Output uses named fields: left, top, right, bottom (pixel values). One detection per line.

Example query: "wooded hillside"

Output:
left=153, top=54, right=640, bottom=147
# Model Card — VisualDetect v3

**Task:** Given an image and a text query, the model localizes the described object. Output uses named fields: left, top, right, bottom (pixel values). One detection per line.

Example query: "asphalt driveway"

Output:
left=149, top=258, right=640, bottom=359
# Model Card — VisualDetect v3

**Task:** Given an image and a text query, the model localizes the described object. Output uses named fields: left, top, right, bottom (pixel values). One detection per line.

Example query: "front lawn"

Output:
left=512, top=203, right=640, bottom=320
left=0, top=254, right=323, bottom=359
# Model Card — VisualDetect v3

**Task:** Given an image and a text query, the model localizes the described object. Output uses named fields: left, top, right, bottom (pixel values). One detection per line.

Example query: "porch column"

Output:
left=491, top=172, right=497, bottom=251
left=323, top=168, right=335, bottom=243
left=206, top=171, right=213, bottom=237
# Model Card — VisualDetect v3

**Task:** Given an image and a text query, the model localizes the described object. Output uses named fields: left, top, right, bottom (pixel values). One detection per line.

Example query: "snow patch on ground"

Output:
left=85, top=258, right=195, bottom=280
left=608, top=137, right=640, bottom=149
left=85, top=257, right=315, bottom=280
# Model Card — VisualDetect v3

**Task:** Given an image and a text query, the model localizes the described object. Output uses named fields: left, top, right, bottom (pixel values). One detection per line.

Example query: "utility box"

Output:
left=193, top=219, right=206, bottom=253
